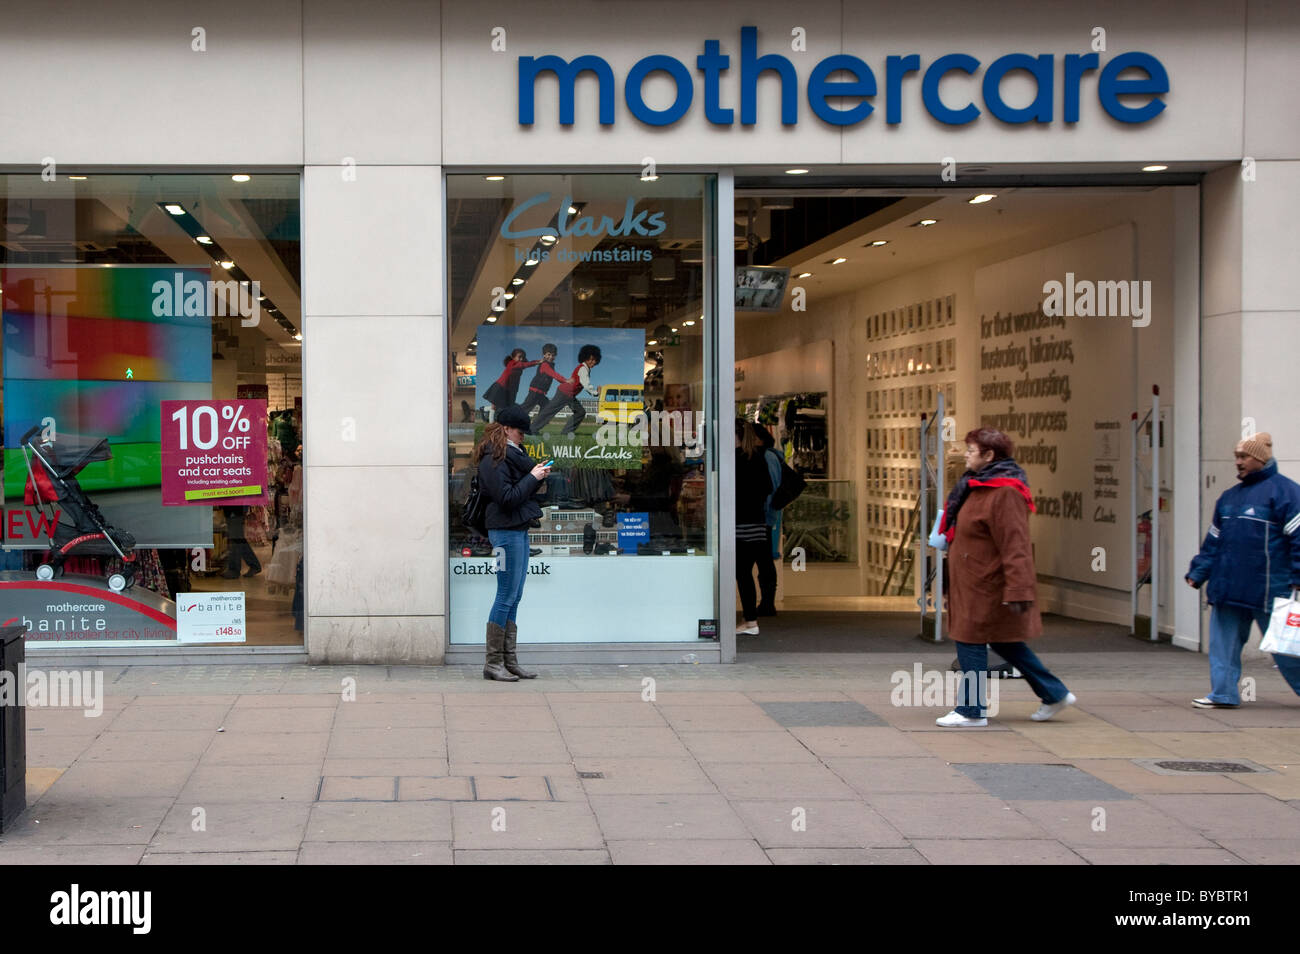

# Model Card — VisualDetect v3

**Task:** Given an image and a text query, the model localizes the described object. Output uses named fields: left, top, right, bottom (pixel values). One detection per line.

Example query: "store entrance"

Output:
left=731, top=180, right=1191, bottom=654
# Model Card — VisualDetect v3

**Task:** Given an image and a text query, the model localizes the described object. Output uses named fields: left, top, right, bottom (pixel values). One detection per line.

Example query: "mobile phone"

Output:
left=542, top=460, right=553, bottom=468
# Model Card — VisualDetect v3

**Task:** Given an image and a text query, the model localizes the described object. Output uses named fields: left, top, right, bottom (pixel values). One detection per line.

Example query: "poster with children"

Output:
left=474, top=325, right=647, bottom=470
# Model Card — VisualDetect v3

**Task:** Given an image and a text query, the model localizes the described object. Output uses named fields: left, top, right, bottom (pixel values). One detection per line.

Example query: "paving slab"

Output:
left=1087, top=705, right=1234, bottom=732
left=470, top=776, right=553, bottom=801
left=866, top=794, right=1052, bottom=840
left=0, top=844, right=148, bottom=864
left=659, top=704, right=783, bottom=731
left=441, top=691, right=550, bottom=706
left=1136, top=793, right=1300, bottom=841
left=1012, top=799, right=1217, bottom=849
left=305, top=802, right=452, bottom=843
left=1212, top=838, right=1300, bottom=864
left=911, top=839, right=1086, bottom=865
left=446, top=730, right=570, bottom=763
left=142, top=850, right=298, bottom=865
left=560, top=726, right=691, bottom=759
left=397, top=776, right=476, bottom=801
left=954, top=763, right=1133, bottom=801
left=2, top=796, right=174, bottom=845
left=81, top=730, right=213, bottom=763
left=202, top=731, right=329, bottom=765
left=151, top=801, right=312, bottom=852
left=679, top=730, right=819, bottom=763
left=454, top=848, right=610, bottom=864
left=180, top=763, right=323, bottom=803
left=109, top=705, right=231, bottom=732
left=574, top=758, right=718, bottom=795
left=232, top=694, right=340, bottom=708
left=130, top=694, right=239, bottom=707
left=756, top=700, right=888, bottom=727
left=451, top=801, right=604, bottom=850
left=587, top=794, right=750, bottom=841
left=24, top=735, right=100, bottom=767
left=911, top=731, right=1059, bottom=764
left=789, top=726, right=933, bottom=758
left=297, top=842, right=452, bottom=864
left=446, top=707, right=560, bottom=732
left=323, top=758, right=449, bottom=777
left=824, top=757, right=985, bottom=795
left=219, top=707, right=337, bottom=733
left=26, top=708, right=125, bottom=734
left=318, top=776, right=398, bottom=801
left=327, top=727, right=446, bottom=760
left=1072, top=847, right=1247, bottom=865
left=548, top=702, right=668, bottom=727
left=607, top=839, right=770, bottom=864
left=766, top=847, right=930, bottom=864
left=699, top=761, right=858, bottom=800
left=24, top=766, right=64, bottom=802
left=732, top=799, right=909, bottom=849
left=333, top=703, right=444, bottom=728
left=41, top=760, right=194, bottom=800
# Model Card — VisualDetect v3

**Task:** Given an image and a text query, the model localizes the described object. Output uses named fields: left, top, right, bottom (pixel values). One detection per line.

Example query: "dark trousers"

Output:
left=518, top=390, right=549, bottom=416
left=736, top=539, right=774, bottom=621
left=953, top=641, right=1069, bottom=717
left=532, top=392, right=584, bottom=434
left=756, top=531, right=778, bottom=609
left=225, top=538, right=261, bottom=576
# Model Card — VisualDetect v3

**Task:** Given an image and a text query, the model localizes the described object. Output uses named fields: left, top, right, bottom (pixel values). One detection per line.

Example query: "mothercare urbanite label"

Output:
left=161, top=399, right=268, bottom=506
left=0, top=572, right=177, bottom=643
left=176, top=591, right=246, bottom=643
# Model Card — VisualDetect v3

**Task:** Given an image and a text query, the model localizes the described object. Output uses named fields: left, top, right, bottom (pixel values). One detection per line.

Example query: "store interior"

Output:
left=732, top=181, right=1183, bottom=648
left=0, top=174, right=304, bottom=647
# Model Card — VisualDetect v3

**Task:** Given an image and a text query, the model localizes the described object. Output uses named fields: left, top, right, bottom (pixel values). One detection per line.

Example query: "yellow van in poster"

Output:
left=596, top=384, right=646, bottom=424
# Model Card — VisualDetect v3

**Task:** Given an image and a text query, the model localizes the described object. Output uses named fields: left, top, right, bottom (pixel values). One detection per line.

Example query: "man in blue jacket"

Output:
left=1186, top=433, right=1300, bottom=707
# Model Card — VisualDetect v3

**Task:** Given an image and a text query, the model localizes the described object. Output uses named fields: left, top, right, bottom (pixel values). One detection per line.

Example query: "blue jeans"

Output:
left=1207, top=603, right=1300, bottom=703
left=487, top=529, right=530, bottom=627
left=954, top=641, right=1070, bottom=718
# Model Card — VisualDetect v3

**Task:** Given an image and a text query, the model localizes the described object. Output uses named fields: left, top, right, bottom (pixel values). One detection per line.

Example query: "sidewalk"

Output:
left=2, top=651, right=1298, bottom=865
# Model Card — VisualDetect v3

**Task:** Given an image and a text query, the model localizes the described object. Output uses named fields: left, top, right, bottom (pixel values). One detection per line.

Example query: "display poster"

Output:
left=160, top=400, right=268, bottom=506
left=474, top=325, right=651, bottom=470
left=2, top=266, right=214, bottom=547
left=617, top=512, right=650, bottom=552
left=0, top=571, right=177, bottom=644
left=176, top=591, right=246, bottom=643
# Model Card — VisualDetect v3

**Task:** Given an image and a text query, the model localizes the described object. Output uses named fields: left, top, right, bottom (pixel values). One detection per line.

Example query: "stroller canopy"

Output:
left=25, top=432, right=113, bottom=478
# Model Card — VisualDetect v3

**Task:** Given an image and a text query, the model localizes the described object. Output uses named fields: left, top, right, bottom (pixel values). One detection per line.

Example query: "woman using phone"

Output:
left=473, top=405, right=552, bottom=681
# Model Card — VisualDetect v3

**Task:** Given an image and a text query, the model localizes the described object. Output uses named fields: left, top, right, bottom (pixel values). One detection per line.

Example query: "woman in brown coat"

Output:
left=935, top=428, right=1076, bottom=727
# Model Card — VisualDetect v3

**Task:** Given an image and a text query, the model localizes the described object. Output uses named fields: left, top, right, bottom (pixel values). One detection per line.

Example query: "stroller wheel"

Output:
left=107, top=572, right=128, bottom=593
left=36, top=563, right=55, bottom=581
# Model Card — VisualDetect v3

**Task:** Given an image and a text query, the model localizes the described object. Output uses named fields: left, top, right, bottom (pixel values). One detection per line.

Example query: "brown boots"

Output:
left=503, top=621, right=537, bottom=679
left=483, top=622, right=518, bottom=681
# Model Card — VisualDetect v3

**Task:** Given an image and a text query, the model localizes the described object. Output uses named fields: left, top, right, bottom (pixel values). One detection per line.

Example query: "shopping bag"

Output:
left=927, top=509, right=947, bottom=551
left=1260, top=595, right=1300, bottom=658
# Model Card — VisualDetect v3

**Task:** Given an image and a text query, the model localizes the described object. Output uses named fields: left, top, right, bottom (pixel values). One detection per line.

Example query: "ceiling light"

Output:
left=640, top=173, right=659, bottom=182
left=511, top=277, right=525, bottom=285
left=68, top=175, right=87, bottom=181
left=1142, top=164, right=1168, bottom=172
left=912, top=219, right=939, bottom=227
left=485, top=175, right=505, bottom=181
left=797, top=271, right=813, bottom=278
left=647, top=338, right=658, bottom=346
left=785, top=168, right=810, bottom=175
left=503, top=291, right=515, bottom=300
left=231, top=174, right=251, bottom=182
left=164, top=204, right=186, bottom=215
left=683, top=320, right=696, bottom=326
left=539, top=233, right=558, bottom=245
left=671, top=327, right=678, bottom=334
left=218, top=260, right=234, bottom=269
left=968, top=194, right=997, bottom=204
left=568, top=205, right=579, bottom=215
left=293, top=333, right=303, bottom=341
left=870, top=240, right=888, bottom=246
left=486, top=315, right=497, bottom=323
left=830, top=257, right=847, bottom=265
left=196, top=235, right=213, bottom=244
left=257, top=294, right=266, bottom=301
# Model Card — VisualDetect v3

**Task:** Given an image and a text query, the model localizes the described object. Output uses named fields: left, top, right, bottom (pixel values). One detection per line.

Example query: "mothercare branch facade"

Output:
left=1, top=0, right=1296, bottom=664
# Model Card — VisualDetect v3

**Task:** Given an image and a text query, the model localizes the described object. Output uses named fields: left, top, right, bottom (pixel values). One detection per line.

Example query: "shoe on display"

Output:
left=736, top=622, right=760, bottom=636
left=1191, top=697, right=1239, bottom=709
left=935, top=710, right=988, bottom=727
left=1030, top=691, right=1077, bottom=721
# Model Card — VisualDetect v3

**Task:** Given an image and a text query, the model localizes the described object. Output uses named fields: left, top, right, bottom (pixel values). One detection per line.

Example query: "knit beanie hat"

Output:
left=1235, top=432, right=1273, bottom=463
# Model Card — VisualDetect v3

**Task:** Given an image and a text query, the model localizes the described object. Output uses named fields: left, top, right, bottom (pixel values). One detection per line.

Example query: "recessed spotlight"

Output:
left=503, top=292, right=515, bottom=300
left=671, top=327, right=678, bottom=334
left=511, top=277, right=525, bottom=285
left=912, top=219, right=939, bottom=227
left=829, top=257, right=847, bottom=265
left=231, top=174, right=251, bottom=183
left=641, top=174, right=659, bottom=182
left=218, top=260, right=234, bottom=269
left=797, top=271, right=813, bottom=278
left=293, top=333, right=303, bottom=341
left=486, top=315, right=498, bottom=323
left=1142, top=164, right=1168, bottom=172
left=525, top=256, right=540, bottom=266
left=485, top=175, right=505, bottom=181
left=196, top=235, right=213, bottom=244
left=648, top=338, right=658, bottom=345
left=968, top=194, right=997, bottom=204
left=164, top=204, right=186, bottom=215
left=539, top=234, right=558, bottom=246
left=785, top=168, right=810, bottom=175
left=568, top=205, right=579, bottom=215
left=683, top=320, right=696, bottom=326
left=68, top=175, right=87, bottom=181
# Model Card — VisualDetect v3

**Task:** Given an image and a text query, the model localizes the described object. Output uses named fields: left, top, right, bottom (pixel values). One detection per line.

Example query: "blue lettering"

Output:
left=696, top=39, right=733, bottom=124
left=885, top=54, right=921, bottom=125
left=807, top=54, right=876, bottom=126
left=518, top=54, right=616, bottom=126
left=982, top=53, right=1054, bottom=124
left=1063, top=53, right=1100, bottom=123
left=922, top=53, right=981, bottom=125
left=625, top=54, right=693, bottom=126
left=1098, top=51, right=1168, bottom=123
left=740, top=25, right=797, bottom=125
left=500, top=191, right=558, bottom=240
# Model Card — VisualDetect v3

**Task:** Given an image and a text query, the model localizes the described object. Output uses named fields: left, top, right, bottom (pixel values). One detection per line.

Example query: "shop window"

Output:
left=445, top=173, right=716, bottom=644
left=1, top=174, right=303, bottom=648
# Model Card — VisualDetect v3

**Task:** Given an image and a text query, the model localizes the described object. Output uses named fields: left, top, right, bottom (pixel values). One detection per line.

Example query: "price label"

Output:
left=177, top=592, right=246, bottom=644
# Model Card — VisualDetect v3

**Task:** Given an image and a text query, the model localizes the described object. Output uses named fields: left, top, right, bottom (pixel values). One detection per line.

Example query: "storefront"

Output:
left=0, top=1, right=1295, bottom=665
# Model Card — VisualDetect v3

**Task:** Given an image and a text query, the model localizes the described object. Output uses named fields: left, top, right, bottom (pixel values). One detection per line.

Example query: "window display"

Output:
left=446, top=173, right=717, bottom=644
left=0, top=174, right=303, bottom=647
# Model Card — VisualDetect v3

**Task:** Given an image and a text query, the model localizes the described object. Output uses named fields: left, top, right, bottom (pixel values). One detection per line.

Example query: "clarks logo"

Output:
left=50, top=884, right=151, bottom=934
left=500, top=192, right=666, bottom=241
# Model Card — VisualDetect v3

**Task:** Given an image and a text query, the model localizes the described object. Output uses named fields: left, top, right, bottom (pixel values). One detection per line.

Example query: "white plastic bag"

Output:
left=1260, top=594, right=1300, bottom=658
left=927, top=509, right=947, bottom=551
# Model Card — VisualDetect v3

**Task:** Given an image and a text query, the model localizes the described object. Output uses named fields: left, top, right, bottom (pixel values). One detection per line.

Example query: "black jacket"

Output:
left=735, top=447, right=774, bottom=526
left=478, top=443, right=544, bottom=530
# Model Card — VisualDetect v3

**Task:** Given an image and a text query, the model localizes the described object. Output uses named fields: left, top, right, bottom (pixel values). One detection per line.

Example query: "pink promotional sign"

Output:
left=160, top=400, right=268, bottom=506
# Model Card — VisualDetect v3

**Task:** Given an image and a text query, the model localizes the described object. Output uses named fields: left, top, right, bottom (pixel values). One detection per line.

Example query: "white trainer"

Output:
left=1030, top=691, right=1077, bottom=721
left=935, top=710, right=988, bottom=727
left=736, top=622, right=760, bottom=636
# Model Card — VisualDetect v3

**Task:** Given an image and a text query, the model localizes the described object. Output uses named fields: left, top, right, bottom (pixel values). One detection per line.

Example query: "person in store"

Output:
left=517, top=343, right=568, bottom=419
left=753, top=422, right=783, bottom=616
left=530, top=344, right=601, bottom=436
left=482, top=348, right=539, bottom=416
left=473, top=405, right=552, bottom=681
left=735, top=420, right=774, bottom=637
left=222, top=505, right=261, bottom=579
left=935, top=428, right=1076, bottom=727
left=1185, top=432, right=1300, bottom=707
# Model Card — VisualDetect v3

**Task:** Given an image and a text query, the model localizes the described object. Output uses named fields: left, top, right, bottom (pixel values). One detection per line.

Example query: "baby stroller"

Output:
left=19, top=423, right=138, bottom=591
